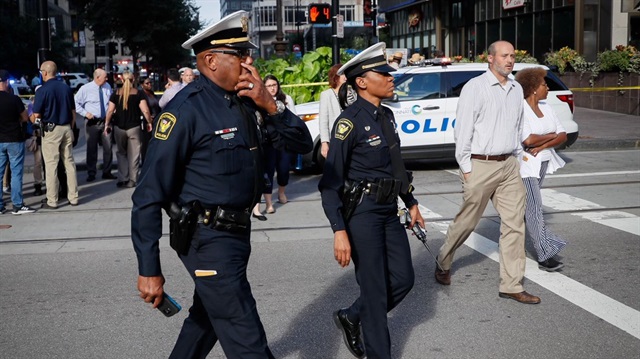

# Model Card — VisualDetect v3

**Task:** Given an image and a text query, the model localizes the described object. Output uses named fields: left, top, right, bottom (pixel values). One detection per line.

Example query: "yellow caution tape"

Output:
left=570, top=86, right=640, bottom=92
left=281, top=82, right=329, bottom=88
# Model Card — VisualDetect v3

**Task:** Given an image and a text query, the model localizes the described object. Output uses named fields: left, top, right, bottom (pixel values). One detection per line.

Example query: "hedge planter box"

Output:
left=559, top=72, right=639, bottom=116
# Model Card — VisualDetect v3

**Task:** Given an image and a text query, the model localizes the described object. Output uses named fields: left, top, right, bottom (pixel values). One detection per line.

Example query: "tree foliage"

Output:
left=77, top=0, right=201, bottom=69
left=0, top=1, right=74, bottom=76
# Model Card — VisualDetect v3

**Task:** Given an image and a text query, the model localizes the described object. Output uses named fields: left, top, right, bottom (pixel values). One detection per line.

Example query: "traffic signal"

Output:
left=308, top=3, right=331, bottom=24
left=108, top=42, right=118, bottom=55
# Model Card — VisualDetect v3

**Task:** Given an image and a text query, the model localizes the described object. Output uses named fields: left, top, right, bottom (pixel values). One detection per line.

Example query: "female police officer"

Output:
left=319, top=43, right=425, bottom=359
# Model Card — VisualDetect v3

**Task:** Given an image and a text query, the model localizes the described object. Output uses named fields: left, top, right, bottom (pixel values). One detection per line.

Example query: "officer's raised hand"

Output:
left=235, top=59, right=279, bottom=115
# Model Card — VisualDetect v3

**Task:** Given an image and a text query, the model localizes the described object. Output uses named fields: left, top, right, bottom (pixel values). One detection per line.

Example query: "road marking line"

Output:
left=542, top=189, right=640, bottom=236
left=546, top=170, right=640, bottom=178
left=420, top=204, right=640, bottom=340
left=418, top=204, right=443, bottom=219
left=462, top=231, right=640, bottom=340
left=445, top=169, right=640, bottom=178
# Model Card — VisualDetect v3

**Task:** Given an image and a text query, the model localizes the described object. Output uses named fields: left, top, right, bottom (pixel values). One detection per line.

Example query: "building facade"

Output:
left=378, top=0, right=639, bottom=61
left=249, top=0, right=376, bottom=57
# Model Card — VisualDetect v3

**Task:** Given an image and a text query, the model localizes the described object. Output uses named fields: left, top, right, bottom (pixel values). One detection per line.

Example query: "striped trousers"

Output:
left=522, top=161, right=567, bottom=262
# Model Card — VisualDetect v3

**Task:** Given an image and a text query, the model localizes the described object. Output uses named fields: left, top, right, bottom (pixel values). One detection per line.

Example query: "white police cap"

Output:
left=182, top=11, right=257, bottom=53
left=338, top=42, right=396, bottom=79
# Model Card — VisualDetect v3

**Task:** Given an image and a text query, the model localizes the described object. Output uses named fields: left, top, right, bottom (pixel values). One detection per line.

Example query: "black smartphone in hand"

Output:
left=157, top=293, right=182, bottom=317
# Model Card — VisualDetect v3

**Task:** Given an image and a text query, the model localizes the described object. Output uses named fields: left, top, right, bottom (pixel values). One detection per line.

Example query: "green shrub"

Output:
left=544, top=46, right=580, bottom=74
left=254, top=47, right=354, bottom=105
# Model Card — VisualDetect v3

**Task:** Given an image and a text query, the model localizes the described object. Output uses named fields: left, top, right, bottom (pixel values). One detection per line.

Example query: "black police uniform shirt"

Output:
left=318, top=96, right=417, bottom=233
left=131, top=75, right=312, bottom=277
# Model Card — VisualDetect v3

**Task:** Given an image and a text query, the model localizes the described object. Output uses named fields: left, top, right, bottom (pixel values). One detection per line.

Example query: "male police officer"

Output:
left=131, top=11, right=312, bottom=359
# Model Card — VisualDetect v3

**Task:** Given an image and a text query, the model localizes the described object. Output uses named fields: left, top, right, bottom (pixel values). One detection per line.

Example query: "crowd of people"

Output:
left=1, top=9, right=571, bottom=359
left=0, top=62, right=201, bottom=213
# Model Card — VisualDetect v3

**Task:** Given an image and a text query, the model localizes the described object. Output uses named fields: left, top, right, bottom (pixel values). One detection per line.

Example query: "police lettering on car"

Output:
left=318, top=42, right=426, bottom=359
left=130, top=11, right=312, bottom=359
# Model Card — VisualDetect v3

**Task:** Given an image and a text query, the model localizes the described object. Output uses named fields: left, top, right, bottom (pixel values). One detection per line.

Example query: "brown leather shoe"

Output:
left=499, top=291, right=541, bottom=304
left=435, top=268, right=451, bottom=285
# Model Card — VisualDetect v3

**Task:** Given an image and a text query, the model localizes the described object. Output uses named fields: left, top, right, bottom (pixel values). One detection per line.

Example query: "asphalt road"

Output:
left=1, top=149, right=638, bottom=359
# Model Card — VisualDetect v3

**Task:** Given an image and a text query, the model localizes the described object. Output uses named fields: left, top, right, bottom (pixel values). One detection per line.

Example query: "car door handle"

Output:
left=423, top=105, right=440, bottom=110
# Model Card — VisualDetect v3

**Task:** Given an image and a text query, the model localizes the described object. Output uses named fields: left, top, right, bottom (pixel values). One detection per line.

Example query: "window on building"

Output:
left=501, top=17, right=515, bottom=46
left=534, top=12, right=552, bottom=57
left=517, top=15, right=533, bottom=57
left=259, top=6, right=277, bottom=27
left=339, top=5, right=355, bottom=22
left=96, top=44, right=107, bottom=57
left=553, top=8, right=574, bottom=50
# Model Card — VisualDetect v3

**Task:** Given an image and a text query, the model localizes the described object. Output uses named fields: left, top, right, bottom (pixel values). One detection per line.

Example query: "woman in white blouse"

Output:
left=318, top=64, right=346, bottom=158
left=515, top=68, right=568, bottom=272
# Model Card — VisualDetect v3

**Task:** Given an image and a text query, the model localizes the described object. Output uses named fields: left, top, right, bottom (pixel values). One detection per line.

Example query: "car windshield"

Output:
left=392, top=73, right=443, bottom=101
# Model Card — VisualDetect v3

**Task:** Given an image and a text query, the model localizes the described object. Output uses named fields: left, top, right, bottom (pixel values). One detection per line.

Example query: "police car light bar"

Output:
left=423, top=57, right=452, bottom=66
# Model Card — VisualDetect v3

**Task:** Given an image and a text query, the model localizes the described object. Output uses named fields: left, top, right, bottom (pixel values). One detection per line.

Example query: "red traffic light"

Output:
left=308, top=3, right=331, bottom=24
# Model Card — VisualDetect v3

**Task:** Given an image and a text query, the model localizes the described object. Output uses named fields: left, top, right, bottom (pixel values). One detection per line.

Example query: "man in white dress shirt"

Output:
left=435, top=40, right=540, bottom=305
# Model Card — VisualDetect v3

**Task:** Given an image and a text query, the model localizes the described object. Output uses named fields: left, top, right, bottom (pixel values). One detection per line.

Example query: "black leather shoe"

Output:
left=102, top=172, right=117, bottom=180
left=87, top=175, right=96, bottom=182
left=538, top=258, right=564, bottom=272
left=333, top=309, right=364, bottom=358
left=252, top=213, right=267, bottom=221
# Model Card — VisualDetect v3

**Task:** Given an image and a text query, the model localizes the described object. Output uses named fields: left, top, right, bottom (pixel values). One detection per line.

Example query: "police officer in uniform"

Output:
left=130, top=11, right=312, bottom=359
left=319, top=43, right=426, bottom=359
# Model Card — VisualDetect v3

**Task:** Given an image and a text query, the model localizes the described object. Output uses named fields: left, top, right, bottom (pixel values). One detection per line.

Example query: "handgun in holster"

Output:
left=167, top=201, right=201, bottom=255
left=341, top=180, right=365, bottom=221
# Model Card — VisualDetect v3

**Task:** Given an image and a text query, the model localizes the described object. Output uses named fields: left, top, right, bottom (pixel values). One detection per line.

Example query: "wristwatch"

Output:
left=269, top=100, right=286, bottom=116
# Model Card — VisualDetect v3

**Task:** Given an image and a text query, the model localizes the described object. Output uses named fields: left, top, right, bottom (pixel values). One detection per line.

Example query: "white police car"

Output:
left=60, top=72, right=90, bottom=91
left=296, top=62, right=578, bottom=171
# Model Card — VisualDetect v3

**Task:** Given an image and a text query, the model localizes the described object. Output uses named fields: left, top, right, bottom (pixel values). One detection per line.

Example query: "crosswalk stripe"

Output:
left=546, top=170, right=640, bottom=178
left=542, top=189, right=640, bottom=236
left=418, top=203, right=640, bottom=340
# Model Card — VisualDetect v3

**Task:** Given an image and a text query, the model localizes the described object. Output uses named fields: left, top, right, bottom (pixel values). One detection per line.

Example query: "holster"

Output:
left=167, top=201, right=201, bottom=255
left=368, top=178, right=402, bottom=204
left=43, top=122, right=56, bottom=133
left=341, top=180, right=365, bottom=221
left=209, top=207, right=250, bottom=233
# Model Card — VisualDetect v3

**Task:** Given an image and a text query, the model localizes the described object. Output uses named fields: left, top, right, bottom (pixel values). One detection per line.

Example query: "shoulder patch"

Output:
left=334, top=118, right=354, bottom=141
left=155, top=113, right=177, bottom=140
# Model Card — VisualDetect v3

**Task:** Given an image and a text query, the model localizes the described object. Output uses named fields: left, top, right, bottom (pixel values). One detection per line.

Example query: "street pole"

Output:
left=272, top=0, right=288, bottom=57
left=37, top=0, right=50, bottom=67
left=372, top=0, right=378, bottom=44
left=332, top=0, right=339, bottom=65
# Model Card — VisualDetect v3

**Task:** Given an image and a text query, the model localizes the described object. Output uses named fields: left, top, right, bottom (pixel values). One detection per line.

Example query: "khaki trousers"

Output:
left=438, top=156, right=526, bottom=293
left=41, top=125, right=78, bottom=207
left=113, top=126, right=141, bottom=184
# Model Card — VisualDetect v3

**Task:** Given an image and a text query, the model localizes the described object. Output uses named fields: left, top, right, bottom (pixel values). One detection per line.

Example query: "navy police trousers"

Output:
left=169, top=224, right=274, bottom=359
left=345, top=196, right=415, bottom=359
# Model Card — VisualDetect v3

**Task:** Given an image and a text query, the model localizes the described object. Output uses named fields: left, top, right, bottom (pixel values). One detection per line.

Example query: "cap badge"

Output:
left=241, top=16, right=249, bottom=33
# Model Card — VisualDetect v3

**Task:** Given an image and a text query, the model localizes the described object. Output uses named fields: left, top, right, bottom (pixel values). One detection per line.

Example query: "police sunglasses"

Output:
left=209, top=48, right=252, bottom=59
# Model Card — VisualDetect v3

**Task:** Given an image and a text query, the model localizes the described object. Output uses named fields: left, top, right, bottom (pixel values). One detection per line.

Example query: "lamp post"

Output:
left=272, top=0, right=288, bottom=57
